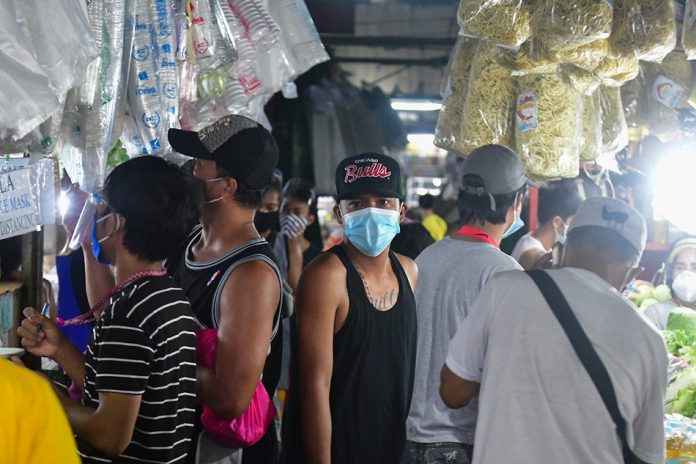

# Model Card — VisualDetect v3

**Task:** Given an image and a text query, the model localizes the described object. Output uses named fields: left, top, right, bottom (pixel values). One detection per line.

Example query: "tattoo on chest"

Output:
left=369, top=288, right=397, bottom=311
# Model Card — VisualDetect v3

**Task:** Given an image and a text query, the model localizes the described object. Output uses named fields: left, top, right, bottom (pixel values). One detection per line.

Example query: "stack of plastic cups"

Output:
left=198, top=7, right=235, bottom=73
left=230, top=0, right=281, bottom=52
left=77, top=0, right=104, bottom=108
left=152, top=0, right=179, bottom=131
left=189, top=0, right=215, bottom=58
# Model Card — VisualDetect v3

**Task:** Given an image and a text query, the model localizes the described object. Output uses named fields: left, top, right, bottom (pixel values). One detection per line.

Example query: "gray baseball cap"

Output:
left=568, top=197, right=647, bottom=254
left=460, top=144, right=535, bottom=210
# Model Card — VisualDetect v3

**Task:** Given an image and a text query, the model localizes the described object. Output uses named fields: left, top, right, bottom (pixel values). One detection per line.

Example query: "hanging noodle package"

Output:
left=594, top=54, right=640, bottom=86
left=531, top=38, right=609, bottom=71
left=457, top=0, right=532, bottom=49
left=644, top=51, right=693, bottom=139
left=532, top=0, right=613, bottom=51
left=558, top=64, right=601, bottom=95
left=580, top=89, right=602, bottom=161
left=515, top=72, right=581, bottom=180
left=620, top=64, right=648, bottom=128
left=493, top=41, right=557, bottom=75
left=599, top=85, right=629, bottom=156
left=609, top=0, right=677, bottom=62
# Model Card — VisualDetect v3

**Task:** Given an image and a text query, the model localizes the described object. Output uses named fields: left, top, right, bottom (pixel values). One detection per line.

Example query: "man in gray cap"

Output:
left=405, top=144, right=531, bottom=464
left=441, top=197, right=667, bottom=464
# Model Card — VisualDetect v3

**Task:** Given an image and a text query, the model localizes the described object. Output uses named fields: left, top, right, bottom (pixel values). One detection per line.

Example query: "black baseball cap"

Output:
left=335, top=153, right=402, bottom=201
left=168, top=115, right=278, bottom=190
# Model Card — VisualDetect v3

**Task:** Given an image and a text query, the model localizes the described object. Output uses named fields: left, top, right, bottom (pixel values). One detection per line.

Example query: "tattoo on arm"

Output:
left=369, top=289, right=397, bottom=310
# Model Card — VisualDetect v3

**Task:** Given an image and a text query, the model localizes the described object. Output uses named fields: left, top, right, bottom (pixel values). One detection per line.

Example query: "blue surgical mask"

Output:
left=502, top=209, right=524, bottom=240
left=342, top=207, right=400, bottom=257
left=91, top=212, right=116, bottom=265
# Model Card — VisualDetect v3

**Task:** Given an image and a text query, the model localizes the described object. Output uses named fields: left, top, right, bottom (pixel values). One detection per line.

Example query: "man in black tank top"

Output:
left=167, top=115, right=283, bottom=464
left=283, top=153, right=419, bottom=464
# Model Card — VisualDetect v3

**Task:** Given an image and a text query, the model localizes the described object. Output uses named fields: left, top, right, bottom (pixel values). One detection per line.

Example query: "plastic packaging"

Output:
left=434, top=36, right=478, bottom=154
left=530, top=38, right=609, bottom=71
left=212, top=0, right=239, bottom=62
left=594, top=55, right=640, bottom=87
left=493, top=41, right=558, bottom=75
left=609, top=0, right=677, bottom=62
left=189, top=0, right=215, bottom=58
left=532, top=0, right=613, bottom=51
left=459, top=41, right=517, bottom=154
left=620, top=65, right=649, bottom=128
left=644, top=51, right=693, bottom=140
left=196, top=4, right=237, bottom=73
left=229, top=0, right=282, bottom=53
left=456, top=0, right=532, bottom=49
left=515, top=72, right=581, bottom=180
left=684, top=0, right=696, bottom=59
left=558, top=64, right=601, bottom=95
left=580, top=90, right=602, bottom=161
left=69, top=193, right=100, bottom=250
left=599, top=86, right=629, bottom=157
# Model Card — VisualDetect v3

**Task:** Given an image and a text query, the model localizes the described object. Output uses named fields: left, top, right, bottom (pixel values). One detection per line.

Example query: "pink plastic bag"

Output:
left=196, top=328, right=277, bottom=448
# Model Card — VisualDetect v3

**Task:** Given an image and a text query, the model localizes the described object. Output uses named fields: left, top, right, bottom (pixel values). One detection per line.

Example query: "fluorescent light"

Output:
left=407, top=133, right=435, bottom=144
left=391, top=99, right=442, bottom=112
left=652, top=146, right=696, bottom=233
left=59, top=192, right=69, bottom=218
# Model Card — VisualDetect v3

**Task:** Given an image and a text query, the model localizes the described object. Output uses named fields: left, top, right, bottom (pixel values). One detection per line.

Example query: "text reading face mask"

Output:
left=342, top=207, right=400, bottom=257
left=673, top=271, right=696, bottom=303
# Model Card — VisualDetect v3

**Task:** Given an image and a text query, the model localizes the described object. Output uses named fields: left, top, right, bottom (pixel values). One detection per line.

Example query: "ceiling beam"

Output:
left=320, top=34, right=456, bottom=48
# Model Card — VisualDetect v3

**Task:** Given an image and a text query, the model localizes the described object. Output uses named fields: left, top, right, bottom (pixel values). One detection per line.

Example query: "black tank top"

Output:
left=167, top=227, right=283, bottom=463
left=283, top=245, right=417, bottom=464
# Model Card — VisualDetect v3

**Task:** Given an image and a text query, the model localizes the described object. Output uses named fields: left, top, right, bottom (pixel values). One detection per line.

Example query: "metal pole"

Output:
left=20, top=229, right=43, bottom=369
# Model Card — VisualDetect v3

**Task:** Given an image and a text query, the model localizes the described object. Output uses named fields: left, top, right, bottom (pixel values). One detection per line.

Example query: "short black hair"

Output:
left=538, top=180, right=582, bottom=225
left=418, top=194, right=436, bottom=210
left=567, top=226, right=640, bottom=264
left=391, top=223, right=435, bottom=259
left=458, top=175, right=526, bottom=226
left=104, top=156, right=202, bottom=261
left=283, top=178, right=318, bottom=215
left=218, top=166, right=263, bottom=209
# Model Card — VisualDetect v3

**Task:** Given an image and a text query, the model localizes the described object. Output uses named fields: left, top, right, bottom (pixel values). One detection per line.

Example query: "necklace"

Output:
left=57, top=269, right=168, bottom=326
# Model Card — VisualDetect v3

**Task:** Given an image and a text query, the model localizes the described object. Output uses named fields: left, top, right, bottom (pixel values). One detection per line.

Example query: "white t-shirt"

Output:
left=407, top=237, right=521, bottom=444
left=644, top=299, right=678, bottom=331
left=446, top=268, right=668, bottom=464
left=510, top=232, right=547, bottom=261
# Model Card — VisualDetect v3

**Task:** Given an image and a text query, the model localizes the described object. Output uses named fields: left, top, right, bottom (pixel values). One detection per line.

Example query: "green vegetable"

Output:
left=668, top=307, right=696, bottom=334
left=666, top=367, right=696, bottom=416
left=664, top=329, right=696, bottom=355
left=654, top=284, right=672, bottom=302
left=639, top=298, right=658, bottom=312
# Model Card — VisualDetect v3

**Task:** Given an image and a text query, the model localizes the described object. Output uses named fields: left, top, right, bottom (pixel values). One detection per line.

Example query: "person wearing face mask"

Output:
left=255, top=174, right=290, bottom=281
left=404, top=144, right=531, bottom=464
left=283, top=153, right=418, bottom=464
left=511, top=180, right=582, bottom=270
left=644, top=238, right=696, bottom=330
left=440, top=197, right=667, bottom=464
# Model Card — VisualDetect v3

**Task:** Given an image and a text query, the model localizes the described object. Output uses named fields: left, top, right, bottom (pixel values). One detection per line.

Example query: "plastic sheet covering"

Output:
left=197, top=2, right=237, bottom=73
left=0, top=1, right=61, bottom=142
left=532, top=0, right=613, bottom=51
left=580, top=90, right=602, bottom=161
left=58, top=91, right=87, bottom=190
left=30, top=158, right=57, bottom=226
left=456, top=0, right=532, bottom=49
left=558, top=64, right=601, bottom=95
left=531, top=38, right=608, bottom=71
left=620, top=64, right=648, bottom=128
left=173, top=0, right=189, bottom=60
left=189, top=0, right=215, bottom=58
left=434, top=36, right=478, bottom=154
left=599, top=86, right=629, bottom=157
left=644, top=51, right=693, bottom=140
left=594, top=55, right=640, bottom=86
left=684, top=0, right=696, bottom=59
left=230, top=0, right=281, bottom=53
left=254, top=0, right=298, bottom=95
left=266, top=0, right=330, bottom=76
left=212, top=0, right=239, bottom=62
left=609, top=0, right=677, bottom=62
left=77, top=0, right=105, bottom=108
left=515, top=73, right=581, bottom=180
left=459, top=41, right=517, bottom=154
left=493, top=41, right=557, bottom=75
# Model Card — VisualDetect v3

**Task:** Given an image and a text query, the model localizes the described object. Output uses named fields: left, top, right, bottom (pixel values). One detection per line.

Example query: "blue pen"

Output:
left=38, top=303, right=50, bottom=334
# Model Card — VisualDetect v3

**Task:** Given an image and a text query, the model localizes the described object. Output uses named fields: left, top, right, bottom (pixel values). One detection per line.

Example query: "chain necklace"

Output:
left=343, top=245, right=379, bottom=303
left=57, top=269, right=168, bottom=326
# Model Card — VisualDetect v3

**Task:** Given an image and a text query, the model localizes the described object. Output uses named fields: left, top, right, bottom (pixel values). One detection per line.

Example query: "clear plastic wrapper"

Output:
left=58, top=91, right=87, bottom=189
left=531, top=38, right=609, bottom=71
left=197, top=5, right=237, bottom=73
left=230, top=36, right=264, bottom=97
left=212, top=0, right=239, bottom=62
left=493, top=41, right=557, bottom=75
left=189, top=0, right=215, bottom=58
left=515, top=72, right=581, bottom=180
left=76, top=0, right=105, bottom=108
left=456, top=0, right=532, bottom=49
left=558, top=64, right=601, bottom=95
left=609, top=0, right=677, bottom=62
left=173, top=0, right=189, bottom=60
left=620, top=64, right=648, bottom=128
left=30, top=158, right=57, bottom=226
left=580, top=90, right=602, bottom=161
left=230, top=0, right=282, bottom=53
left=644, top=51, right=693, bottom=140
left=255, top=43, right=298, bottom=97
left=153, top=0, right=179, bottom=130
left=594, top=55, right=640, bottom=86
left=69, top=193, right=100, bottom=250
left=459, top=41, right=517, bottom=154
left=599, top=85, right=629, bottom=157
left=266, top=0, right=330, bottom=76
left=532, top=0, right=613, bottom=51
left=434, top=36, right=478, bottom=154
left=684, top=0, right=696, bottom=59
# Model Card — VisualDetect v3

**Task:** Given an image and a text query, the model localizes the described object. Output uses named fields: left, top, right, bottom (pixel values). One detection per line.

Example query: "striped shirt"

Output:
left=79, top=276, right=197, bottom=464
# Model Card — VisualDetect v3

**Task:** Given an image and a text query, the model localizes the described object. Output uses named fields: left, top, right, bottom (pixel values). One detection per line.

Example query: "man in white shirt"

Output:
left=441, top=197, right=668, bottom=464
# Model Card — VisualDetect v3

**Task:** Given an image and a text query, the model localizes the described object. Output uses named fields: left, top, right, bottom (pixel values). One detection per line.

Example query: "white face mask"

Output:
left=673, top=271, right=696, bottom=303
left=555, top=219, right=569, bottom=245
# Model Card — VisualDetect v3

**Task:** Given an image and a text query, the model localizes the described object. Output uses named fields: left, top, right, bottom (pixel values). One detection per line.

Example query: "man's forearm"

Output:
left=55, top=342, right=86, bottom=391
left=302, top=384, right=332, bottom=464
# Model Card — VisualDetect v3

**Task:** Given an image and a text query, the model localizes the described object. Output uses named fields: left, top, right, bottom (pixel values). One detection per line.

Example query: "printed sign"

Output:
left=516, top=92, right=539, bottom=132
left=0, top=169, right=38, bottom=239
left=653, top=75, right=686, bottom=109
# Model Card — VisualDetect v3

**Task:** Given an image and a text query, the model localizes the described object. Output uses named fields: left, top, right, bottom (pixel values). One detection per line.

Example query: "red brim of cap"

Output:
left=526, top=178, right=539, bottom=189
left=168, top=128, right=213, bottom=160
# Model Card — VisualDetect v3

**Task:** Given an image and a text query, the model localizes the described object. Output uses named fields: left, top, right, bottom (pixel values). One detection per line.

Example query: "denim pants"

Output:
left=402, top=441, right=474, bottom=464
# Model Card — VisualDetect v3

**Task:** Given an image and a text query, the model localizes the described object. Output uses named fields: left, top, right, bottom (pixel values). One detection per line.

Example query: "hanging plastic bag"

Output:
left=684, top=0, right=696, bottom=59
left=456, top=0, right=532, bottom=49
left=609, top=0, right=677, bottom=62
left=532, top=0, right=613, bottom=51
left=620, top=64, right=648, bottom=128
left=189, top=0, right=215, bottom=58
left=558, top=64, right=601, bottom=95
left=530, top=38, right=608, bottom=71
left=493, top=41, right=557, bottom=75
left=644, top=51, right=693, bottom=140
left=459, top=41, right=517, bottom=154
left=515, top=72, right=581, bottom=180
left=594, top=55, right=640, bottom=86
left=580, top=90, right=602, bottom=161
left=599, top=85, right=629, bottom=157
left=229, top=0, right=282, bottom=53
left=434, top=36, right=478, bottom=154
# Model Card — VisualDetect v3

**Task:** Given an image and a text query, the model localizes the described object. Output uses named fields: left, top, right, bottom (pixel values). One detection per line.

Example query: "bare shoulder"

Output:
left=394, top=252, right=418, bottom=289
left=228, top=258, right=279, bottom=285
left=301, top=251, right=347, bottom=284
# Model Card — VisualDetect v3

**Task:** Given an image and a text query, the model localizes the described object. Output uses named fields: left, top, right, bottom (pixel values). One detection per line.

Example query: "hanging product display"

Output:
left=594, top=55, right=640, bottom=87
left=530, top=37, right=608, bottom=71
left=515, top=72, right=581, bottom=180
left=493, top=41, right=558, bottom=75
left=580, top=89, right=602, bottom=161
left=645, top=51, right=694, bottom=140
left=684, top=0, right=696, bottom=59
left=599, top=85, right=629, bottom=157
left=558, top=63, right=601, bottom=95
left=456, top=0, right=532, bottom=49
left=532, top=0, right=613, bottom=51
left=609, top=0, right=677, bottom=62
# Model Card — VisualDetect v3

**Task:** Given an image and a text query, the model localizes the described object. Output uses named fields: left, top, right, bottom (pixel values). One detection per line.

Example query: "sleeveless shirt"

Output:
left=283, top=245, right=417, bottom=464
left=166, top=227, right=283, bottom=464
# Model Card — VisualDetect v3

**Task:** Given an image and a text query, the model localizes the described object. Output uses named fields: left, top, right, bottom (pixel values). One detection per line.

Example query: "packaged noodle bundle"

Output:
left=609, top=0, right=677, bottom=62
left=558, top=64, right=601, bottom=95
left=493, top=41, right=557, bottom=75
left=457, top=0, right=532, bottom=48
left=599, top=86, right=629, bottom=156
left=594, top=55, right=640, bottom=86
left=620, top=64, right=648, bottom=127
left=459, top=41, right=517, bottom=153
left=515, top=73, right=581, bottom=180
left=531, top=38, right=609, bottom=71
left=684, top=0, right=696, bottom=59
left=580, top=90, right=602, bottom=161
left=644, top=51, right=693, bottom=139
left=532, top=0, right=613, bottom=51
left=434, top=36, right=479, bottom=154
